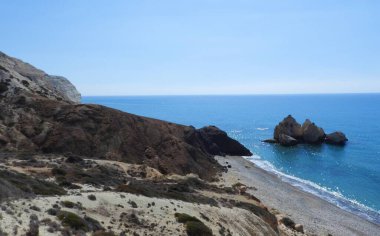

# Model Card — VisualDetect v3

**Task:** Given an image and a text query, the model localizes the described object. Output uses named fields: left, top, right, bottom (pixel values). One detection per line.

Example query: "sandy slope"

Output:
left=1, top=190, right=278, bottom=236
left=216, top=156, right=380, bottom=236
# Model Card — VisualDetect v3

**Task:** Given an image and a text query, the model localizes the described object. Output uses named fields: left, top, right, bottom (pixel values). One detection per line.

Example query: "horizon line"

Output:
left=81, top=92, right=380, bottom=97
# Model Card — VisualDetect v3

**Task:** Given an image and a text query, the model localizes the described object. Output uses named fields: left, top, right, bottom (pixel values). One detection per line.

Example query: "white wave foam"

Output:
left=256, top=127, right=269, bottom=131
left=244, top=155, right=380, bottom=225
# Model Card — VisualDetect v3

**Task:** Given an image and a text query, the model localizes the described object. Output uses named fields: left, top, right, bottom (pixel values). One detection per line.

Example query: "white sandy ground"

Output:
left=0, top=157, right=302, bottom=236
left=0, top=190, right=279, bottom=236
left=215, top=156, right=380, bottom=236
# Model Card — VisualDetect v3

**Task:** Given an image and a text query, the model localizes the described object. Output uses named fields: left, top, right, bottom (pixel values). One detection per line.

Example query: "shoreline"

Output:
left=216, top=155, right=380, bottom=236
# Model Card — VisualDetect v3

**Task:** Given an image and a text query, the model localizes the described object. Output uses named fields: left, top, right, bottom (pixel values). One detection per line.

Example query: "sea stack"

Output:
left=325, top=132, right=348, bottom=145
left=264, top=115, right=347, bottom=146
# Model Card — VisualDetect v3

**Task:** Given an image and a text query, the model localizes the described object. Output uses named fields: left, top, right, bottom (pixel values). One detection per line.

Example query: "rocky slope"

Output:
left=0, top=52, right=81, bottom=104
left=0, top=153, right=305, bottom=236
left=0, top=51, right=251, bottom=180
left=0, top=52, right=306, bottom=236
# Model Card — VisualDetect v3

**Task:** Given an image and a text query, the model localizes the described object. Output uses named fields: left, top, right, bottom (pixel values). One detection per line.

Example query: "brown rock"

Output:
left=262, top=139, right=277, bottom=144
left=274, top=115, right=303, bottom=140
left=0, top=134, right=9, bottom=145
left=325, top=132, right=348, bottom=145
left=301, top=119, right=325, bottom=144
left=278, top=134, right=298, bottom=147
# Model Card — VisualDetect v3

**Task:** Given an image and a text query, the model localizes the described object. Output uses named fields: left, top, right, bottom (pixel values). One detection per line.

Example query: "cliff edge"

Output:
left=0, top=51, right=251, bottom=180
left=0, top=51, right=81, bottom=103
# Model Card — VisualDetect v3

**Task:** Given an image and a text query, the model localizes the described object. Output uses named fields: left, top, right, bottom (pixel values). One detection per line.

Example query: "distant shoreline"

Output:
left=216, top=155, right=380, bottom=236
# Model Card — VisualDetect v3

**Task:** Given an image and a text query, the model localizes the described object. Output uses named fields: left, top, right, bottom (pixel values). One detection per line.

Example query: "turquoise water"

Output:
left=82, top=94, right=380, bottom=224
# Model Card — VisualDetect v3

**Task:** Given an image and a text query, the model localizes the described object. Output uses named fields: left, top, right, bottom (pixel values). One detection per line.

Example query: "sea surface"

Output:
left=83, top=94, right=380, bottom=224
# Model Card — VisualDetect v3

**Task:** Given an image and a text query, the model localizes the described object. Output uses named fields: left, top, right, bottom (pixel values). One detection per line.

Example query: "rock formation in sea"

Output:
left=265, top=115, right=347, bottom=146
left=278, top=134, right=298, bottom=147
left=325, top=131, right=348, bottom=145
left=301, top=119, right=325, bottom=144
left=274, top=115, right=303, bottom=140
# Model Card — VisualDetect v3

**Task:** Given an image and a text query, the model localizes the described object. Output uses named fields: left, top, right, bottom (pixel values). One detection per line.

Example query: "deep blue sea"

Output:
left=83, top=94, right=380, bottom=224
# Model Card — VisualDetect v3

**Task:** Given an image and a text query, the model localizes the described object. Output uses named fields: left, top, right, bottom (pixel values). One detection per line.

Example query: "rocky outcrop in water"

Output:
left=265, top=115, right=347, bottom=146
left=274, top=115, right=303, bottom=140
left=301, top=119, right=325, bottom=144
left=325, top=132, right=348, bottom=146
left=278, top=134, right=298, bottom=147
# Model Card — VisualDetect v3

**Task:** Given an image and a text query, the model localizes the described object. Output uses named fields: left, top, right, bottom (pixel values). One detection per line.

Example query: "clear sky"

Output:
left=1, top=0, right=379, bottom=95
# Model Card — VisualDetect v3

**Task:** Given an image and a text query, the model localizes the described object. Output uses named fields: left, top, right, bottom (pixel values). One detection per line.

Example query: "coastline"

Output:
left=216, top=155, right=380, bottom=236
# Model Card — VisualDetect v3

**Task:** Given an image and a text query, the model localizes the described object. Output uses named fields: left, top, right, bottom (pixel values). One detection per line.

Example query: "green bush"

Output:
left=174, top=213, right=212, bottom=236
left=92, top=231, right=116, bottom=236
left=61, top=200, right=75, bottom=208
left=57, top=211, right=88, bottom=231
left=186, top=221, right=213, bottom=236
left=174, top=213, right=201, bottom=223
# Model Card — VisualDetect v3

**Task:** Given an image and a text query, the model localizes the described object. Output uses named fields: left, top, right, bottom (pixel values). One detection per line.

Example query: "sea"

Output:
left=82, top=94, right=380, bottom=224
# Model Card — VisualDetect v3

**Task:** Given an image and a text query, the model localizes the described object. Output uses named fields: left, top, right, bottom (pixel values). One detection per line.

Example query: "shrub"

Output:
left=57, top=211, right=88, bottom=231
left=174, top=213, right=201, bottom=223
left=52, top=167, right=66, bottom=176
left=128, top=200, right=138, bottom=208
left=93, top=230, right=116, bottom=236
left=174, top=213, right=212, bottom=236
left=185, top=221, right=213, bottom=236
left=61, top=201, right=75, bottom=208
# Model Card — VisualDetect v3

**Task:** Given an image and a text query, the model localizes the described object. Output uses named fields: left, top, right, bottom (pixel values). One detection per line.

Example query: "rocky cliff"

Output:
left=0, top=51, right=81, bottom=103
left=0, top=51, right=251, bottom=180
left=0, top=52, right=307, bottom=236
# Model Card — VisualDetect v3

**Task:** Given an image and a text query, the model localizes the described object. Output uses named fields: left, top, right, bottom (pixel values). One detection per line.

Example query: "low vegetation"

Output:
left=175, top=213, right=212, bottom=236
left=57, top=211, right=88, bottom=231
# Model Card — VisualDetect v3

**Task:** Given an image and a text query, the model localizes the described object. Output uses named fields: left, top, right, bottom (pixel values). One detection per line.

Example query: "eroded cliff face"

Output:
left=0, top=51, right=81, bottom=103
left=0, top=51, right=251, bottom=180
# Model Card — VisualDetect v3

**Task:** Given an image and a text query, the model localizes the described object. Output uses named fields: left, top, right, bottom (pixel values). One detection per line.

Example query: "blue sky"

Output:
left=1, top=0, right=379, bottom=95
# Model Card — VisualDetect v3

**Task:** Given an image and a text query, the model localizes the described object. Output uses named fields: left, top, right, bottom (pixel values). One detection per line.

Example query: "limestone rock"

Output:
left=0, top=51, right=80, bottom=103
left=274, top=115, right=303, bottom=140
left=294, top=224, right=304, bottom=233
left=48, top=76, right=81, bottom=103
left=270, top=115, right=347, bottom=147
left=325, top=132, right=348, bottom=145
left=262, top=139, right=278, bottom=144
left=278, top=134, right=298, bottom=147
left=301, top=119, right=325, bottom=144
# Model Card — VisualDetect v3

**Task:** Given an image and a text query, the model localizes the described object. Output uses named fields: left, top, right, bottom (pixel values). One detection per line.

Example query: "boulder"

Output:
left=294, top=224, right=304, bottom=233
left=325, top=132, right=348, bottom=145
left=185, top=126, right=252, bottom=156
left=301, top=119, right=325, bottom=144
left=262, top=139, right=278, bottom=144
left=274, top=115, right=303, bottom=140
left=0, top=134, right=9, bottom=145
left=278, top=134, right=298, bottom=147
